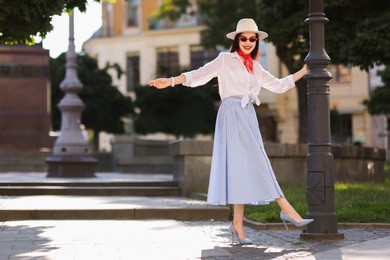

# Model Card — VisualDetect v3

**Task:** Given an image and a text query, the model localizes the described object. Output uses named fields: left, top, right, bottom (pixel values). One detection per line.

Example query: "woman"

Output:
left=149, top=18, right=313, bottom=244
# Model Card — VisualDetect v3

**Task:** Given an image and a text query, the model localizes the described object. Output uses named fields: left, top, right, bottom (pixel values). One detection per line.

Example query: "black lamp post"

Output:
left=300, top=0, right=344, bottom=240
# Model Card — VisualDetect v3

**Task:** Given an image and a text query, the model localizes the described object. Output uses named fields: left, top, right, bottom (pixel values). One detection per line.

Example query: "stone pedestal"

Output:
left=46, top=155, right=96, bottom=178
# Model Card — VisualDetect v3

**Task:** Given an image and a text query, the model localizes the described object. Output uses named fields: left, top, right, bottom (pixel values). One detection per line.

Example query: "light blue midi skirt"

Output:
left=207, top=97, right=284, bottom=205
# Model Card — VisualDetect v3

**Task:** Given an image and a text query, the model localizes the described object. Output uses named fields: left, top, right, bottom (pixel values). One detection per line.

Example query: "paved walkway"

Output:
left=1, top=220, right=389, bottom=259
left=0, top=172, right=389, bottom=259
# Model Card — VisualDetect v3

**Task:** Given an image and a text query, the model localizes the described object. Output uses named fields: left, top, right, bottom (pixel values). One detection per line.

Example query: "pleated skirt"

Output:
left=207, top=97, right=284, bottom=205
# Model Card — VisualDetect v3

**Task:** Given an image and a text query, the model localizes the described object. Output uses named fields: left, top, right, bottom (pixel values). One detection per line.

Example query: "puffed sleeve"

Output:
left=182, top=52, right=224, bottom=87
left=256, top=63, right=295, bottom=93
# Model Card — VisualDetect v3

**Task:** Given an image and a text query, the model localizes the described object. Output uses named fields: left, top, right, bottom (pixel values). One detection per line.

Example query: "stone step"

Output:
left=0, top=196, right=230, bottom=221
left=0, top=181, right=178, bottom=187
left=0, top=208, right=229, bottom=221
left=0, top=186, right=182, bottom=196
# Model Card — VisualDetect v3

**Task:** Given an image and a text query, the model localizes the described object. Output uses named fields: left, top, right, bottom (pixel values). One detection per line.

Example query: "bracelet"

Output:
left=170, top=77, right=175, bottom=87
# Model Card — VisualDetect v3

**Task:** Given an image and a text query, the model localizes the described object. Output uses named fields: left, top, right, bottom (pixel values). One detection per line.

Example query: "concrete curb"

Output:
left=244, top=217, right=390, bottom=231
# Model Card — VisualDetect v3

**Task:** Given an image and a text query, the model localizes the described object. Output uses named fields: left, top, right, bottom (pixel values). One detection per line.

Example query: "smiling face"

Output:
left=238, top=32, right=258, bottom=55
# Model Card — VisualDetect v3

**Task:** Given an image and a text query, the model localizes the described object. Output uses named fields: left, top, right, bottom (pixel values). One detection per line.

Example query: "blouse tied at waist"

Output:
left=240, top=91, right=260, bottom=108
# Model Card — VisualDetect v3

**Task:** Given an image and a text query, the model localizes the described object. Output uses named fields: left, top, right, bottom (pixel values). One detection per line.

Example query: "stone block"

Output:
left=0, top=45, right=52, bottom=150
left=170, top=140, right=386, bottom=196
left=46, top=155, right=97, bottom=178
left=169, top=140, right=213, bottom=155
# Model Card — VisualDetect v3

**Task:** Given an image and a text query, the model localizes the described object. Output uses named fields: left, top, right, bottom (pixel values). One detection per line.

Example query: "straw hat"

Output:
left=226, top=18, right=268, bottom=40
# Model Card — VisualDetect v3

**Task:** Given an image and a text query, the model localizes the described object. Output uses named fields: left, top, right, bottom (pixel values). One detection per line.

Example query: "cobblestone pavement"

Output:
left=1, top=220, right=389, bottom=260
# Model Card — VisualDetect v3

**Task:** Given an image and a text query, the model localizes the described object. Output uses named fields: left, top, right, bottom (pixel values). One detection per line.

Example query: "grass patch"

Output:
left=244, top=177, right=390, bottom=223
left=384, top=161, right=390, bottom=172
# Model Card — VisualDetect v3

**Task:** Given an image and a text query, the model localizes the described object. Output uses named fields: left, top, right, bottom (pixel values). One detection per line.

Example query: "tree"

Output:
left=153, top=0, right=390, bottom=143
left=134, top=66, right=219, bottom=137
left=50, top=53, right=134, bottom=148
left=0, top=0, right=101, bottom=44
left=364, top=67, right=390, bottom=116
left=364, top=66, right=390, bottom=153
left=363, top=66, right=390, bottom=132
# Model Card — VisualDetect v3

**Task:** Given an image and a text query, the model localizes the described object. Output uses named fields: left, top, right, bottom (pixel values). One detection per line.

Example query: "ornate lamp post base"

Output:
left=46, top=155, right=96, bottom=178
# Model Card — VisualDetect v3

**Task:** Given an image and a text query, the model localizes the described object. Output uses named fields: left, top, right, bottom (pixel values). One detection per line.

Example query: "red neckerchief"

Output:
left=237, top=49, right=253, bottom=72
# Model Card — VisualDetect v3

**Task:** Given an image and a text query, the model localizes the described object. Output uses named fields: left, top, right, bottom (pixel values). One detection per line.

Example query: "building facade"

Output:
left=369, top=65, right=388, bottom=159
left=0, top=44, right=53, bottom=150
left=83, top=0, right=377, bottom=148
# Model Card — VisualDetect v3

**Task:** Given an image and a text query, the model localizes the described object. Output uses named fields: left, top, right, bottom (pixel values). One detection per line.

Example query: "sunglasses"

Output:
left=239, top=36, right=258, bottom=43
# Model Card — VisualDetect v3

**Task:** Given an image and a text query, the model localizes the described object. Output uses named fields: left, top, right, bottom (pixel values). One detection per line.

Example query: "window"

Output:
left=0, top=64, right=12, bottom=77
left=331, top=112, right=352, bottom=145
left=127, top=0, right=139, bottom=27
left=21, top=65, right=34, bottom=77
left=157, top=47, right=179, bottom=77
left=190, top=46, right=219, bottom=70
left=126, top=54, right=140, bottom=92
left=329, top=64, right=351, bottom=83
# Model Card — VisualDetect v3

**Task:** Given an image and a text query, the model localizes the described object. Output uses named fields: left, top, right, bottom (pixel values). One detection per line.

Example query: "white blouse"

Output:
left=182, top=51, right=295, bottom=108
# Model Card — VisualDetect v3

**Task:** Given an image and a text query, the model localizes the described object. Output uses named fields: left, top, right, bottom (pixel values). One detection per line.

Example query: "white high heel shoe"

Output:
left=229, top=223, right=252, bottom=245
left=280, top=212, right=314, bottom=230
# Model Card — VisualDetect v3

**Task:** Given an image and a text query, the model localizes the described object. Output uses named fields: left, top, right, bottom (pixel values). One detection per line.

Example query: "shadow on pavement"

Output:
left=201, top=244, right=313, bottom=259
left=0, top=223, right=57, bottom=258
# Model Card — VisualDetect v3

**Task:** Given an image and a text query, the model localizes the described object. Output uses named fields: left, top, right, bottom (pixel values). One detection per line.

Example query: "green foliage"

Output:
left=330, top=107, right=342, bottom=137
left=378, top=67, right=390, bottom=87
left=151, top=0, right=186, bottom=20
left=325, top=1, right=390, bottom=70
left=363, top=87, right=390, bottom=115
left=134, top=82, right=219, bottom=137
left=385, top=162, right=390, bottom=176
left=364, top=67, right=390, bottom=115
left=50, top=53, right=134, bottom=135
left=0, top=0, right=100, bottom=44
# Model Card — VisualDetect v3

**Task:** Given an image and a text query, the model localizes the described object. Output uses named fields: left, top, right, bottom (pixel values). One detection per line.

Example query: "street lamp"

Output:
left=46, top=12, right=96, bottom=178
left=300, top=0, right=344, bottom=239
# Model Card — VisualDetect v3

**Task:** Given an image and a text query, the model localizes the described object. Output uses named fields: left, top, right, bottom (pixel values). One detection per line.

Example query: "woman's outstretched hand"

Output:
left=148, top=78, right=171, bottom=89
